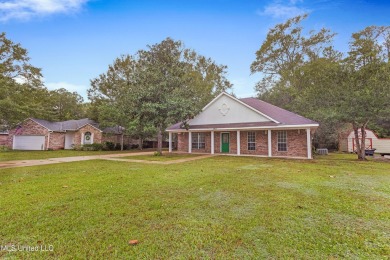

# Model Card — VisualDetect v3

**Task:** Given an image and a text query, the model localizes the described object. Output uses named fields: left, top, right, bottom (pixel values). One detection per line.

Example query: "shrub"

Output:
left=130, top=144, right=139, bottom=149
left=72, top=144, right=103, bottom=151
left=154, top=151, right=162, bottom=156
left=0, top=145, right=10, bottom=152
left=115, top=143, right=129, bottom=150
left=104, top=142, right=116, bottom=151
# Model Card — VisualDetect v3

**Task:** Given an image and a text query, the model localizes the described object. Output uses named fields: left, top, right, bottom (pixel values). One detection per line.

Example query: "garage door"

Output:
left=13, top=136, right=45, bottom=150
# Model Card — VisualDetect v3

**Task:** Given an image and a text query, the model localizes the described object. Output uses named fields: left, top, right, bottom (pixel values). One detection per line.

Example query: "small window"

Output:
left=277, top=131, right=287, bottom=151
left=192, top=133, right=205, bottom=149
left=247, top=132, right=256, bottom=151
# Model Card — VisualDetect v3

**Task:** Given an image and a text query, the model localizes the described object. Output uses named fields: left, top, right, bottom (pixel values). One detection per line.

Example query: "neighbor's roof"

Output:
left=167, top=96, right=318, bottom=131
left=31, top=118, right=101, bottom=132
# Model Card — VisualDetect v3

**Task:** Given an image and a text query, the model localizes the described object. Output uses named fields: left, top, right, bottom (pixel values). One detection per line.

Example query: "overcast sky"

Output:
left=2, top=0, right=390, bottom=100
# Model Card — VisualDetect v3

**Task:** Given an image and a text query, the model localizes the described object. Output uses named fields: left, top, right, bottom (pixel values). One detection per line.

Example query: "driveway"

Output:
left=0, top=152, right=215, bottom=169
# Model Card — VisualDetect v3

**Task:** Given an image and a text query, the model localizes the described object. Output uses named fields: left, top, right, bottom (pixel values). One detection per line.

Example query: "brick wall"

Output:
left=240, top=130, right=268, bottom=156
left=272, top=129, right=307, bottom=157
left=176, top=129, right=310, bottom=158
left=49, top=132, right=65, bottom=150
left=8, top=119, right=49, bottom=149
left=73, top=125, right=102, bottom=146
left=0, top=135, right=8, bottom=146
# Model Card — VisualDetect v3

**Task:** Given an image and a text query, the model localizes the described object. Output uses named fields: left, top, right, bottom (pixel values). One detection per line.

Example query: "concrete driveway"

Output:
left=0, top=152, right=215, bottom=169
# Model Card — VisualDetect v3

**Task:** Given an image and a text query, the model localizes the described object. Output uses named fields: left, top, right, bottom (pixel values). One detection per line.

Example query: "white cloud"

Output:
left=0, top=0, right=89, bottom=21
left=259, top=0, right=308, bottom=19
left=45, top=81, right=88, bottom=98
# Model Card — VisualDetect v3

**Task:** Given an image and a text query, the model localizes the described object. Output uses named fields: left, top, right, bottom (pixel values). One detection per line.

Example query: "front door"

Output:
left=221, top=133, right=229, bottom=153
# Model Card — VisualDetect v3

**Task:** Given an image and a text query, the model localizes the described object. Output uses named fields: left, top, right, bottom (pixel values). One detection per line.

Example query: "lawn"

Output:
left=0, top=153, right=389, bottom=259
left=123, top=153, right=202, bottom=161
left=0, top=149, right=154, bottom=161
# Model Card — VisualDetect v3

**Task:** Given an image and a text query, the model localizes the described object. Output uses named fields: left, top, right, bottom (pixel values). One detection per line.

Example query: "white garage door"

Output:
left=13, top=136, right=45, bottom=150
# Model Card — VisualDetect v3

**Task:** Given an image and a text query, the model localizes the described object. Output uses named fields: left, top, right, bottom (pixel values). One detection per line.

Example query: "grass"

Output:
left=123, top=153, right=202, bottom=161
left=0, top=153, right=389, bottom=259
left=0, top=149, right=154, bottom=161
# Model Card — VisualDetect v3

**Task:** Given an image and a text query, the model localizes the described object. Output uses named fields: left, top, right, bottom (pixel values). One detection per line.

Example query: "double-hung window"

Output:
left=192, top=132, right=205, bottom=149
left=247, top=132, right=256, bottom=151
left=277, top=131, right=287, bottom=151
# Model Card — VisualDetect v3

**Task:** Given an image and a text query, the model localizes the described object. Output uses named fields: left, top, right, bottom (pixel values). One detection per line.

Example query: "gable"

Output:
left=189, top=94, right=272, bottom=126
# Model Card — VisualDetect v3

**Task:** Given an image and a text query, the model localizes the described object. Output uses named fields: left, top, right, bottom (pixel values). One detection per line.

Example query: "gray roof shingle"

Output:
left=31, top=118, right=100, bottom=132
left=167, top=96, right=318, bottom=130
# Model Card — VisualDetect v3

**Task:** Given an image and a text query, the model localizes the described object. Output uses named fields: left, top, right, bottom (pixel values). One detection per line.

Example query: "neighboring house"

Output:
left=166, top=92, right=319, bottom=159
left=4, top=118, right=137, bottom=150
left=340, top=129, right=390, bottom=155
left=0, top=130, right=8, bottom=146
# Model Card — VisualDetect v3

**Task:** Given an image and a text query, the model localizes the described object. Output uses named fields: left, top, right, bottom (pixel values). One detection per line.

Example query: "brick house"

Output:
left=5, top=118, right=136, bottom=150
left=166, top=92, right=319, bottom=159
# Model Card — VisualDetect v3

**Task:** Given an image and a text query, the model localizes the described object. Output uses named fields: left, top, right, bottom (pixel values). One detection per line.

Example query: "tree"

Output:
left=89, top=38, right=232, bottom=153
left=251, top=16, right=390, bottom=160
left=0, top=32, right=45, bottom=130
left=250, top=14, right=335, bottom=103
left=48, top=88, right=85, bottom=121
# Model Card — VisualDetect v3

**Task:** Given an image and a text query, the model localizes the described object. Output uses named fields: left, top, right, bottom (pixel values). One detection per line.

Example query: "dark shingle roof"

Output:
left=239, top=98, right=318, bottom=125
left=167, top=96, right=318, bottom=130
left=31, top=118, right=100, bottom=132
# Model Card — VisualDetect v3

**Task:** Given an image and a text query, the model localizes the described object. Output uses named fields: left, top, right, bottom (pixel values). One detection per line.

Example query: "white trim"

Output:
left=167, top=124, right=319, bottom=132
left=81, top=132, right=84, bottom=145
left=12, top=135, right=15, bottom=150
left=47, top=131, right=51, bottom=150
left=91, top=133, right=94, bottom=144
left=268, top=130, right=272, bottom=157
left=28, top=118, right=51, bottom=131
left=237, top=130, right=240, bottom=155
left=306, top=128, right=312, bottom=159
left=77, top=123, right=103, bottom=132
left=211, top=131, right=214, bottom=154
left=200, top=92, right=279, bottom=123
left=168, top=132, right=172, bottom=153
left=188, top=132, right=192, bottom=153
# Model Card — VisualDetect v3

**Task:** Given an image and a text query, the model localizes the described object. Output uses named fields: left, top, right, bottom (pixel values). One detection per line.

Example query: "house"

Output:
left=4, top=118, right=138, bottom=150
left=340, top=128, right=390, bottom=155
left=166, top=92, right=319, bottom=159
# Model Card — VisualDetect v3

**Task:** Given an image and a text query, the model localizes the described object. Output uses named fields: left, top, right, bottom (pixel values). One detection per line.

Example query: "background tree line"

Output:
left=251, top=14, right=390, bottom=160
left=0, top=32, right=86, bottom=129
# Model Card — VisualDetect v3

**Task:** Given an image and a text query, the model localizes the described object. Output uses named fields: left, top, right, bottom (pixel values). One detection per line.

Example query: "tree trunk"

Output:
left=353, top=123, right=363, bottom=160
left=139, top=137, right=143, bottom=150
left=157, top=126, right=163, bottom=154
left=120, top=133, right=124, bottom=151
left=358, top=120, right=369, bottom=161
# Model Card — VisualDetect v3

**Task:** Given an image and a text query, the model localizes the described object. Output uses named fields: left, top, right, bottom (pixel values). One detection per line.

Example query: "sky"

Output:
left=1, top=0, right=390, bottom=101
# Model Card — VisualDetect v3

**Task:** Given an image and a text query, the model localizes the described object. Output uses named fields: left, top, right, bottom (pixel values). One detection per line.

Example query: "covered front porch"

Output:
left=168, top=128, right=314, bottom=159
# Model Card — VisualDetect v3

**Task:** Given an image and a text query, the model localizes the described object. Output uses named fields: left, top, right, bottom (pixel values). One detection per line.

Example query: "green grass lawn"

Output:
left=0, top=153, right=389, bottom=259
left=0, top=149, right=153, bottom=161
left=123, top=153, right=202, bottom=161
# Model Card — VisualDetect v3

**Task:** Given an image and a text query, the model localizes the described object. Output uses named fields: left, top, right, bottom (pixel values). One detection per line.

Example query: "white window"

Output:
left=277, top=131, right=287, bottom=151
left=247, top=132, right=256, bottom=151
left=192, top=133, right=205, bottom=149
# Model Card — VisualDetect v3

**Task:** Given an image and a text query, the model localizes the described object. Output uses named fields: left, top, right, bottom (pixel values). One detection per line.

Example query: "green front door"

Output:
left=221, top=133, right=229, bottom=153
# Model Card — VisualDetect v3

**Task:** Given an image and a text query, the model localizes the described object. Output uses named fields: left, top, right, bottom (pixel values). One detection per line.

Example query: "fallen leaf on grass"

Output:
left=129, top=240, right=139, bottom=245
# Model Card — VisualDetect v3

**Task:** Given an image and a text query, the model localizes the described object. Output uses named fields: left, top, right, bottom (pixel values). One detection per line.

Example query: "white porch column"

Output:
left=211, top=131, right=214, bottom=154
left=268, top=130, right=272, bottom=157
left=188, top=132, right=192, bottom=153
left=168, top=132, right=172, bottom=153
left=237, top=130, right=240, bottom=155
left=306, top=128, right=312, bottom=159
